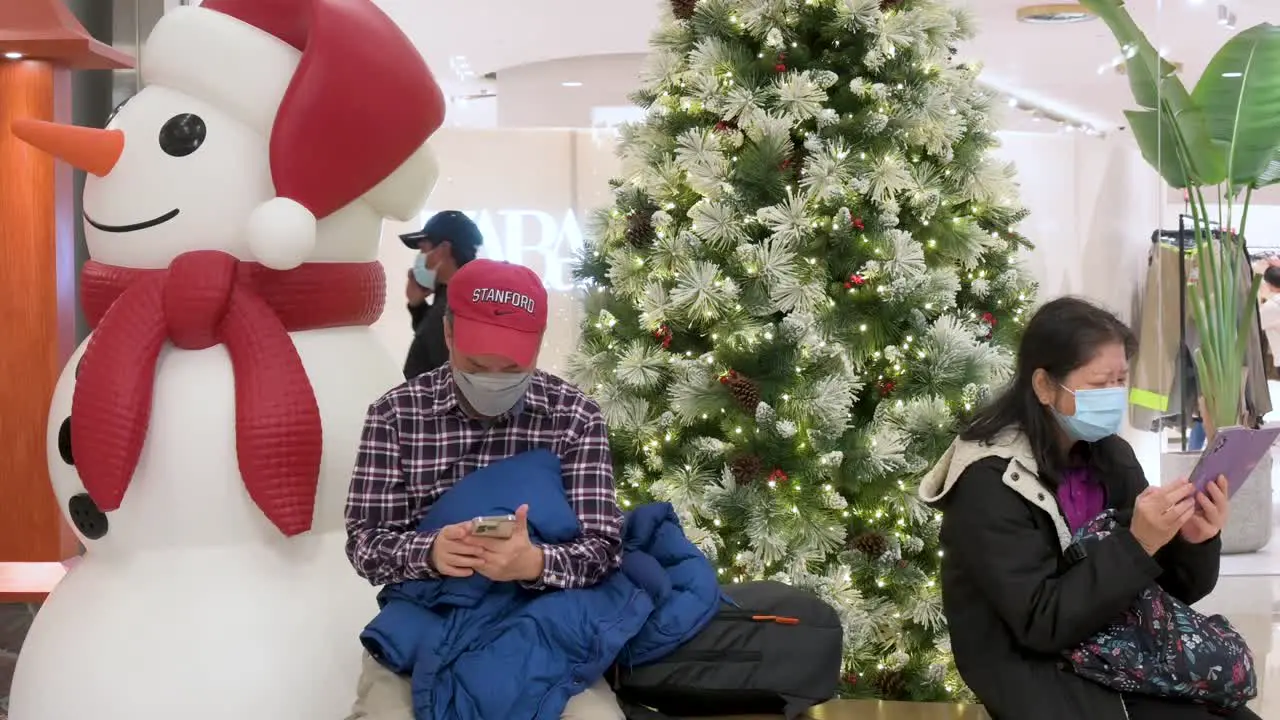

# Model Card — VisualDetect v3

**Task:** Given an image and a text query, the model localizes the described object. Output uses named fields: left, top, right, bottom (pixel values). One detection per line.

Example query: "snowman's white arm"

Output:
left=344, top=408, right=439, bottom=586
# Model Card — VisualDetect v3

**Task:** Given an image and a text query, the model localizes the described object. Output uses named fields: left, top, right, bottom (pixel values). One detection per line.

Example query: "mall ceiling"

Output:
left=373, top=0, right=1277, bottom=132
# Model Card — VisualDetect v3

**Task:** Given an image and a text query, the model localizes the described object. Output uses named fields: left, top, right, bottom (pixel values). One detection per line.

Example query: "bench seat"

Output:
left=715, top=699, right=989, bottom=719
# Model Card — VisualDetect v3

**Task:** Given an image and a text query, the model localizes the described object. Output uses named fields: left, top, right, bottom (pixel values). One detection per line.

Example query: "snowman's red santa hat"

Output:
left=144, top=0, right=446, bottom=269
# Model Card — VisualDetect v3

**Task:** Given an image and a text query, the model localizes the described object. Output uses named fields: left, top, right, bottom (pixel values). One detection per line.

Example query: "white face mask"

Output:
left=453, top=368, right=533, bottom=416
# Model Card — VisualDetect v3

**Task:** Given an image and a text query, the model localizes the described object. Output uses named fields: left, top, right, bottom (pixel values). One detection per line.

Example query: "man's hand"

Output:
left=430, top=521, right=484, bottom=577
left=1180, top=475, right=1230, bottom=544
left=462, top=505, right=545, bottom=583
left=406, top=269, right=431, bottom=307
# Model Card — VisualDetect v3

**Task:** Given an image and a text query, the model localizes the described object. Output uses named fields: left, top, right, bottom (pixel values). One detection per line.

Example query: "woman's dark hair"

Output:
left=960, top=296, right=1138, bottom=484
left=1263, top=265, right=1280, bottom=291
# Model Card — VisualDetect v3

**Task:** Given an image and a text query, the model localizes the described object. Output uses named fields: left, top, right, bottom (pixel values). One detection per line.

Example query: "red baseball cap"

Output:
left=447, top=259, right=548, bottom=367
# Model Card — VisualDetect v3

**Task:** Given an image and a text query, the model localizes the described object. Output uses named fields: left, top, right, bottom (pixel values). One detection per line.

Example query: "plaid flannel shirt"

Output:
left=344, top=366, right=623, bottom=588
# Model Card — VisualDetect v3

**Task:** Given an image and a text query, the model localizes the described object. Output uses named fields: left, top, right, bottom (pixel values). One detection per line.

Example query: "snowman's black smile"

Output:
left=85, top=208, right=180, bottom=233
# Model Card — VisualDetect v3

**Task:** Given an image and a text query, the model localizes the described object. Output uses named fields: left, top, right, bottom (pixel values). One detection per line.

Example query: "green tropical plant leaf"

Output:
left=1078, top=0, right=1196, bottom=115
left=1255, top=149, right=1280, bottom=188
left=1126, top=109, right=1225, bottom=188
left=1083, top=0, right=1269, bottom=429
left=1125, top=110, right=1188, bottom=188
left=1192, top=23, right=1280, bottom=190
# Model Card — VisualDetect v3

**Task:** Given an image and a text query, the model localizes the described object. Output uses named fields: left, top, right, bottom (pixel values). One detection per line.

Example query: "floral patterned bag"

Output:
left=1062, top=510, right=1258, bottom=710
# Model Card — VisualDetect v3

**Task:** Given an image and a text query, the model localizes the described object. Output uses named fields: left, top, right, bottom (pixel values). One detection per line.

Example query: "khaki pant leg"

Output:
left=561, top=678, right=625, bottom=720
left=346, top=652, right=414, bottom=720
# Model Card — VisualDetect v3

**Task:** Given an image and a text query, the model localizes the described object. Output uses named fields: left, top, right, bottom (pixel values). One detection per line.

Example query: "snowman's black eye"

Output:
left=158, top=113, right=206, bottom=157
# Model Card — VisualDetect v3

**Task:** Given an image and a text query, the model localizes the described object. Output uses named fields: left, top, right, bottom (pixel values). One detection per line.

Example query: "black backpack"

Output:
left=614, top=581, right=843, bottom=719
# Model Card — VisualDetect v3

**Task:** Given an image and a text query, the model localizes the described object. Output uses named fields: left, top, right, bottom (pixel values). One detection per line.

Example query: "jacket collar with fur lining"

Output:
left=919, top=429, right=1073, bottom=550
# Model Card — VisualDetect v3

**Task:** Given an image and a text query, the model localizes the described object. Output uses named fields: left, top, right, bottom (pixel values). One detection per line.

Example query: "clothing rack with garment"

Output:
left=1248, top=245, right=1280, bottom=261
left=1144, top=216, right=1222, bottom=449
left=1135, top=216, right=1272, bottom=449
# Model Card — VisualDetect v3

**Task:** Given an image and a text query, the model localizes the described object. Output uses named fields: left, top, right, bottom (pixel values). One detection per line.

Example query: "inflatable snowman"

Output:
left=6, top=0, right=444, bottom=718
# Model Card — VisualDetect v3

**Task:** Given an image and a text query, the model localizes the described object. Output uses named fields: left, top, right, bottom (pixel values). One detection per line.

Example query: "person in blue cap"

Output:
left=399, top=210, right=484, bottom=378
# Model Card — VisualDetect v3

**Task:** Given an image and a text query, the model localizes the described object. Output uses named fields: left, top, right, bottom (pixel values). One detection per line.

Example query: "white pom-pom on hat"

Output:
left=246, top=197, right=316, bottom=271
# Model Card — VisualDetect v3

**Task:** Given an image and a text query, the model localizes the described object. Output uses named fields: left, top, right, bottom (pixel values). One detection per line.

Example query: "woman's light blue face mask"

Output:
left=1053, top=384, right=1127, bottom=442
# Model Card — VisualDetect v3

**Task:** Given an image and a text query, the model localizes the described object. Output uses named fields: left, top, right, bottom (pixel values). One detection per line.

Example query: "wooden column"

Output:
left=0, top=0, right=132, bottom=599
left=0, top=59, right=78, bottom=567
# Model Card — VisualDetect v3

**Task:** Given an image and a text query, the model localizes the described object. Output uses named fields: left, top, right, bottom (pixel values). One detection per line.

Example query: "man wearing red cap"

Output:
left=344, top=259, right=625, bottom=718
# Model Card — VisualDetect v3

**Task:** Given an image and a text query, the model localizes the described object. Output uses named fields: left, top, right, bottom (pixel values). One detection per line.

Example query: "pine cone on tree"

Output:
left=873, top=670, right=907, bottom=699
left=720, top=370, right=761, bottom=413
left=670, top=0, right=698, bottom=20
left=626, top=209, right=654, bottom=248
left=730, top=454, right=764, bottom=483
left=851, top=532, right=890, bottom=558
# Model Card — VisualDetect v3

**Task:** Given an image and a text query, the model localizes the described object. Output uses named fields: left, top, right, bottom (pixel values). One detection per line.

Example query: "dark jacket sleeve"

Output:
left=941, top=457, right=1165, bottom=655
left=1106, top=438, right=1222, bottom=605
left=403, top=304, right=449, bottom=380
left=403, top=330, right=442, bottom=380
left=408, top=302, right=428, bottom=331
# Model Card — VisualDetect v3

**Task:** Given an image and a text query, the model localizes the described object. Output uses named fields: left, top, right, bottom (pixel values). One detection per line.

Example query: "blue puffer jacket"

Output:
left=359, top=449, right=720, bottom=720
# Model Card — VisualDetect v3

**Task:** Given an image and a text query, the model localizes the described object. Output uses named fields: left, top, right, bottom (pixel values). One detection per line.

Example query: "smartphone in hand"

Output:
left=471, top=514, right=517, bottom=539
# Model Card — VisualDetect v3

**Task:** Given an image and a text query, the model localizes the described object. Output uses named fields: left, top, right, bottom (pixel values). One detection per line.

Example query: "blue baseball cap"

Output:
left=399, top=210, right=484, bottom=251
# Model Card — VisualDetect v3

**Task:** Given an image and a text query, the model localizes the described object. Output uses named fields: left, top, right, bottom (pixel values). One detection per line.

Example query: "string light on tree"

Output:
left=567, top=0, right=1036, bottom=702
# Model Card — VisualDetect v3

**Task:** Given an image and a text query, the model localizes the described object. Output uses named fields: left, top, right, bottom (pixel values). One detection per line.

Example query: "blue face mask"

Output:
left=412, top=253, right=436, bottom=289
left=1054, top=385, right=1127, bottom=442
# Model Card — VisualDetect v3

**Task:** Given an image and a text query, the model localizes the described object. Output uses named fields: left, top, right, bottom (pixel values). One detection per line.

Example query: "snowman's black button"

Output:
left=68, top=493, right=108, bottom=540
left=57, top=417, right=74, bottom=465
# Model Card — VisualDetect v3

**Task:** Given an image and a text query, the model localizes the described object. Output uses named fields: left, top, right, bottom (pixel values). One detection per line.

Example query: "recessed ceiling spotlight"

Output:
left=562, top=81, right=584, bottom=88
left=3, top=52, right=24, bottom=60
left=1015, top=3, right=1096, bottom=24
left=1217, top=4, right=1237, bottom=30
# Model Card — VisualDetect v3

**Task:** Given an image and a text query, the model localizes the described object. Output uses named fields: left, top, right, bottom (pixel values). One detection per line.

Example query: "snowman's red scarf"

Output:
left=75, top=251, right=386, bottom=536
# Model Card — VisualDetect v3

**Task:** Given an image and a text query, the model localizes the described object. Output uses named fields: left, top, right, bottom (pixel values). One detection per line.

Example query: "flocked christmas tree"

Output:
left=569, top=0, right=1038, bottom=701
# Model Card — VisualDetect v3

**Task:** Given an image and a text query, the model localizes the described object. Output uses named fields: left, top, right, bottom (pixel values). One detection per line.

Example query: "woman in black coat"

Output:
left=919, top=297, right=1259, bottom=720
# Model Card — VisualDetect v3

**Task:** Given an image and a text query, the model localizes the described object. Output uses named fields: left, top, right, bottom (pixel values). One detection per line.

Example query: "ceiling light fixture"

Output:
left=3, top=52, right=23, bottom=60
left=448, top=55, right=476, bottom=83
left=979, top=82, right=1107, bottom=137
left=562, top=81, right=584, bottom=88
left=1015, top=3, right=1096, bottom=24
left=1217, top=4, right=1237, bottom=30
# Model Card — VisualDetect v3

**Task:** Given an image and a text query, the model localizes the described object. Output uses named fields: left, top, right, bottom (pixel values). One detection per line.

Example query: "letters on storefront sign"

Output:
left=418, top=209, right=585, bottom=292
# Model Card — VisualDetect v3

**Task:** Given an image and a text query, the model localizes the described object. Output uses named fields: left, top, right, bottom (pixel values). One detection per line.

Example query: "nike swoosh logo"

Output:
left=494, top=309, right=518, bottom=316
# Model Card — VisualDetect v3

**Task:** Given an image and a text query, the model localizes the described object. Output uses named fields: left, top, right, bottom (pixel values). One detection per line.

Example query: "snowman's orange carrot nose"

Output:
left=9, top=119, right=124, bottom=177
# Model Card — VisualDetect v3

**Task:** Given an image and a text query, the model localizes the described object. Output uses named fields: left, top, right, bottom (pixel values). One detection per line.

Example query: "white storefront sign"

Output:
left=418, top=209, right=585, bottom=292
